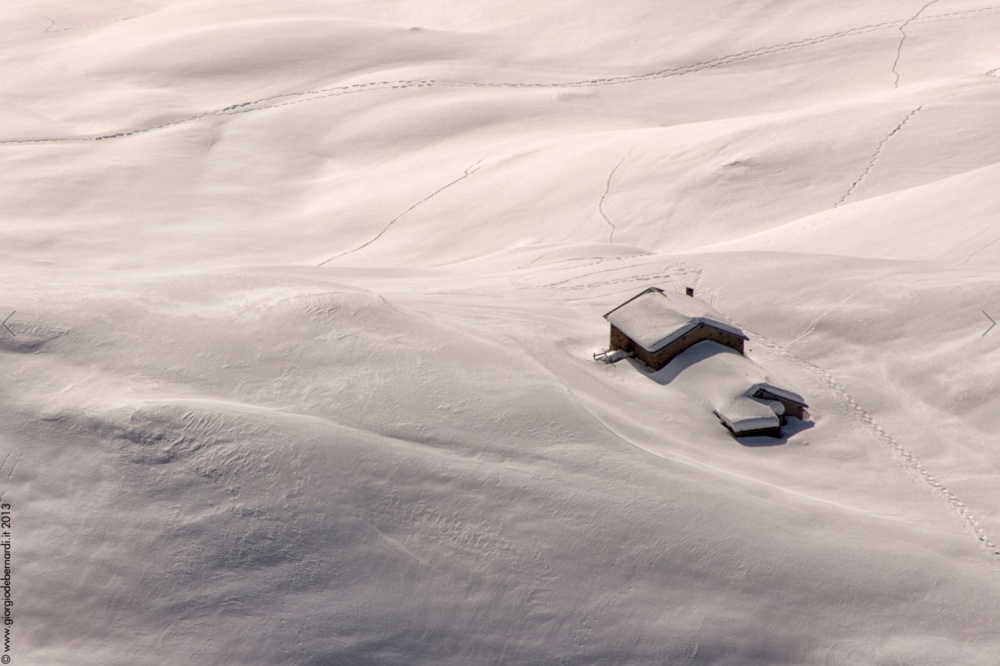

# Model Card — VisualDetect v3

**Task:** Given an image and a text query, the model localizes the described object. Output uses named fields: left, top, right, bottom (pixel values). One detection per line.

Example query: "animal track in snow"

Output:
left=512, top=261, right=697, bottom=294
left=834, top=105, right=924, bottom=208
left=317, top=158, right=486, bottom=265
left=956, top=233, right=1000, bottom=265
left=598, top=154, right=630, bottom=244
left=739, top=321, right=1000, bottom=560
left=891, top=0, right=942, bottom=88
left=783, top=272, right=905, bottom=349
left=0, top=8, right=143, bottom=34
left=6, top=7, right=1000, bottom=146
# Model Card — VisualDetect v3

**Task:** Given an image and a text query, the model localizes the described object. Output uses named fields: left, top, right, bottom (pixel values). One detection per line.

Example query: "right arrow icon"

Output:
left=983, top=311, right=996, bottom=337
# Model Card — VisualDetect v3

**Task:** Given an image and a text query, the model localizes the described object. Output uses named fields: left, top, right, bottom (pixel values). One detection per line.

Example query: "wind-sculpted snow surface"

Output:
left=4, top=1, right=1000, bottom=664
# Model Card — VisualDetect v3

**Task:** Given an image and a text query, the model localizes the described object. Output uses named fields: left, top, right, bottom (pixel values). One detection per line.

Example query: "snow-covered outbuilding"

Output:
left=665, top=341, right=809, bottom=439
left=713, top=401, right=783, bottom=438
left=603, top=287, right=748, bottom=371
left=747, top=383, right=809, bottom=422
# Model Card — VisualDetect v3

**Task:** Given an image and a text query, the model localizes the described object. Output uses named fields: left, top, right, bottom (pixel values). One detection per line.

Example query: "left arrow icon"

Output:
left=983, top=310, right=996, bottom=337
left=2, top=310, right=15, bottom=336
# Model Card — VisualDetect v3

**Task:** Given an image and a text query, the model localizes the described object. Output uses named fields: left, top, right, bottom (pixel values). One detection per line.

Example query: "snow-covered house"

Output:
left=603, top=287, right=748, bottom=371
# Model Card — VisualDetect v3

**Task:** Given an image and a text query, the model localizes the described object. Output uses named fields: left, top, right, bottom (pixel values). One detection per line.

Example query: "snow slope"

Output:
left=3, top=1, right=1000, bottom=664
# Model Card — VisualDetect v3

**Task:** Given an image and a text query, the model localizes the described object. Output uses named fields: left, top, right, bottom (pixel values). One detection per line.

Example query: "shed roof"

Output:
left=748, top=383, right=808, bottom=408
left=714, top=404, right=782, bottom=434
left=660, top=341, right=806, bottom=436
left=603, top=287, right=747, bottom=353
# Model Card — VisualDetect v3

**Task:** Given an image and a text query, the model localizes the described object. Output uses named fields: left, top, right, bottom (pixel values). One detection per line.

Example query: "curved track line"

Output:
left=835, top=104, right=924, bottom=208
left=891, top=0, right=942, bottom=88
left=317, top=158, right=485, bottom=265
left=784, top=272, right=905, bottom=349
left=957, top=233, right=1000, bottom=265
left=0, top=9, right=142, bottom=33
left=512, top=260, right=694, bottom=291
left=784, top=295, right=855, bottom=349
left=598, top=155, right=629, bottom=243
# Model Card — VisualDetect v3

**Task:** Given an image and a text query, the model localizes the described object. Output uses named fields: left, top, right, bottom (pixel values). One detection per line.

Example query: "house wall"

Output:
left=730, top=424, right=783, bottom=438
left=646, top=325, right=745, bottom=371
left=634, top=345, right=660, bottom=370
left=782, top=402, right=806, bottom=420
left=609, top=325, right=634, bottom=353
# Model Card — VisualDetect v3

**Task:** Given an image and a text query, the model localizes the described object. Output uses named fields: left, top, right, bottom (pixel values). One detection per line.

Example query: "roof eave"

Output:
left=602, top=286, right=665, bottom=319
left=645, top=321, right=747, bottom=353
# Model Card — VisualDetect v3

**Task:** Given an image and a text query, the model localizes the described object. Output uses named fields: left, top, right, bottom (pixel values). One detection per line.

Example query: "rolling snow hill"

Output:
left=3, top=1, right=1000, bottom=664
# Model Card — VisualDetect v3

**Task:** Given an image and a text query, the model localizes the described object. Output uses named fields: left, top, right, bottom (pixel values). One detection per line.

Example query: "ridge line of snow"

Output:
left=5, top=6, right=1000, bottom=146
left=12, top=10, right=1000, bottom=146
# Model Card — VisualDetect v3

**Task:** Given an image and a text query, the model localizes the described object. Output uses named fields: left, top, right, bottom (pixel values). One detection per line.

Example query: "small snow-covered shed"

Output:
left=713, top=403, right=783, bottom=438
left=603, top=287, right=748, bottom=371
left=747, top=383, right=809, bottom=422
left=666, top=342, right=809, bottom=439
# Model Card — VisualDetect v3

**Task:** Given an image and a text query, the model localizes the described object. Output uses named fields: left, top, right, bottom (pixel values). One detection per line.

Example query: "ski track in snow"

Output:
left=834, top=104, right=924, bottom=208
left=316, top=158, right=486, bottom=265
left=737, top=319, right=1000, bottom=560
left=4, top=6, right=1000, bottom=145
left=598, top=154, right=630, bottom=244
left=891, top=0, right=941, bottom=88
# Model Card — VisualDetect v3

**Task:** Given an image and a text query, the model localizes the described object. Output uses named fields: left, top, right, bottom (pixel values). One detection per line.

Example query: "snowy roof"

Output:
left=714, top=406, right=781, bottom=434
left=747, top=383, right=808, bottom=407
left=603, top=287, right=747, bottom=353
left=659, top=342, right=806, bottom=435
left=714, top=390, right=783, bottom=434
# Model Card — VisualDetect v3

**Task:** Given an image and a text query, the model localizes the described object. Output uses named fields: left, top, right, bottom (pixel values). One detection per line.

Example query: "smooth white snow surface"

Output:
left=4, top=1, right=1000, bottom=664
